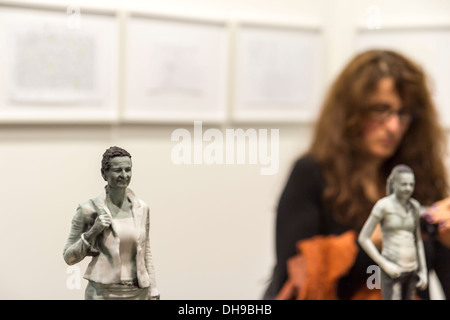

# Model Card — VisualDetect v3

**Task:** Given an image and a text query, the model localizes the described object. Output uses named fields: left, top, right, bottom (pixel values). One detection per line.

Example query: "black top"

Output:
left=263, top=155, right=450, bottom=299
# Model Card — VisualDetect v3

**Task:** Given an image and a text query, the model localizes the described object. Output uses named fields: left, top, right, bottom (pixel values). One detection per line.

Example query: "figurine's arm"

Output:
left=63, top=205, right=91, bottom=265
left=413, top=202, right=428, bottom=290
left=415, top=225, right=428, bottom=289
left=144, top=206, right=160, bottom=299
left=358, top=201, right=402, bottom=279
left=63, top=204, right=109, bottom=265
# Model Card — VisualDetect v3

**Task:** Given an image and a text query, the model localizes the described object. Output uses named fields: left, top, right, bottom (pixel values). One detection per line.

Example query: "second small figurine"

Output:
left=358, top=164, right=427, bottom=300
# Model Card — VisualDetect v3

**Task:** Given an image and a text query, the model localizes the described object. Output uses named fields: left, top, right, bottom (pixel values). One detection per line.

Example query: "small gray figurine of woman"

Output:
left=63, top=146, right=160, bottom=300
left=358, top=164, right=427, bottom=300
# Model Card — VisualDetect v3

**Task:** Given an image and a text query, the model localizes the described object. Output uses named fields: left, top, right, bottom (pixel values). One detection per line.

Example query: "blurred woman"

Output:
left=263, top=49, right=450, bottom=300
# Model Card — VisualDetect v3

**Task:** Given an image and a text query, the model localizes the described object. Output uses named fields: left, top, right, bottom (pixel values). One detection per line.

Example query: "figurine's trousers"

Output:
left=380, top=269, right=418, bottom=300
left=85, top=280, right=149, bottom=300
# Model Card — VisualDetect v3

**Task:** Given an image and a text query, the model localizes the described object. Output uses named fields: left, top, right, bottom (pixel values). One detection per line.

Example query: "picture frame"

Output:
left=122, top=13, right=229, bottom=124
left=0, top=4, right=120, bottom=123
left=232, top=21, right=324, bottom=123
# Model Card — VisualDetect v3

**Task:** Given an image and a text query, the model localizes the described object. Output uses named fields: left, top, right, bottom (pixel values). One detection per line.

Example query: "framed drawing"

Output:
left=123, top=14, right=229, bottom=123
left=232, top=22, right=324, bottom=123
left=355, top=26, right=450, bottom=128
left=0, top=5, right=119, bottom=123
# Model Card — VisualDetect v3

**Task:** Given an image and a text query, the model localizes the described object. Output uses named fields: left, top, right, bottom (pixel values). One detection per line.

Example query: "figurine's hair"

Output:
left=307, top=49, right=449, bottom=229
left=101, top=146, right=132, bottom=179
left=386, top=164, right=414, bottom=195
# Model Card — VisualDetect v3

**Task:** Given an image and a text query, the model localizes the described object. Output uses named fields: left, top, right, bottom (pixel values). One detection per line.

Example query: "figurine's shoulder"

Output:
left=409, top=198, right=421, bottom=216
left=137, top=198, right=150, bottom=212
left=409, top=198, right=420, bottom=208
left=371, top=195, right=396, bottom=218
left=374, top=195, right=394, bottom=208
left=126, top=188, right=150, bottom=211
left=76, top=198, right=98, bottom=215
left=137, top=198, right=149, bottom=206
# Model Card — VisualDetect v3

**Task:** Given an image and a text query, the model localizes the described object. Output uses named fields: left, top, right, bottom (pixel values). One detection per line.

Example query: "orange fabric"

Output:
left=276, top=230, right=383, bottom=300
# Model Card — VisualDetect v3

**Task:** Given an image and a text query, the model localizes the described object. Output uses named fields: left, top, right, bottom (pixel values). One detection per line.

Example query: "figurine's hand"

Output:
left=90, top=213, right=111, bottom=236
left=416, top=272, right=428, bottom=290
left=383, top=261, right=402, bottom=279
left=150, top=294, right=160, bottom=300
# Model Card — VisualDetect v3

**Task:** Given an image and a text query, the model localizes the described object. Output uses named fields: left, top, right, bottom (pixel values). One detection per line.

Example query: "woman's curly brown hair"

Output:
left=307, top=49, right=449, bottom=229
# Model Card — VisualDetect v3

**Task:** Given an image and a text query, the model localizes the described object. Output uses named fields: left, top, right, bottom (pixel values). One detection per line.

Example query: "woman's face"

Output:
left=104, top=156, right=132, bottom=189
left=361, top=77, right=411, bottom=161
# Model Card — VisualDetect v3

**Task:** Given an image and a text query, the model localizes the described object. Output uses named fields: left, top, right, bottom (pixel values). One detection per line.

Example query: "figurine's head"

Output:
left=386, top=164, right=415, bottom=199
left=101, top=146, right=132, bottom=188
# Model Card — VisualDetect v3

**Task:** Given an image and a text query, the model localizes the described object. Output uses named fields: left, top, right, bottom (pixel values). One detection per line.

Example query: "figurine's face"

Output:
left=104, top=156, right=132, bottom=189
left=361, top=77, right=411, bottom=160
left=393, top=172, right=415, bottom=200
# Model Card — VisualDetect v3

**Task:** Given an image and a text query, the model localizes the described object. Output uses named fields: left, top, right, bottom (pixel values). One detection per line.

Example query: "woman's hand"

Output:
left=425, top=197, right=450, bottom=248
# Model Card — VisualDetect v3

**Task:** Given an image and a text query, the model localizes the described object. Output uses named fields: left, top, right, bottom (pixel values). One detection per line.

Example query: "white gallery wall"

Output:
left=0, top=0, right=450, bottom=299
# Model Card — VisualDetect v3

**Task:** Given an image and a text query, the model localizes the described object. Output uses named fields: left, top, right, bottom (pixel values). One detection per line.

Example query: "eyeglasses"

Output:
left=363, top=103, right=414, bottom=126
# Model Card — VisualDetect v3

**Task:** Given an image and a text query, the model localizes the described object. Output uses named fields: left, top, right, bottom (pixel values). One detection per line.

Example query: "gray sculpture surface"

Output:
left=358, top=164, right=427, bottom=300
left=63, top=146, right=160, bottom=300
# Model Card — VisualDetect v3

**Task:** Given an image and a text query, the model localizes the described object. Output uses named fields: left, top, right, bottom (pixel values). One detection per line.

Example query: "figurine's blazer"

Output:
left=63, top=188, right=158, bottom=294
